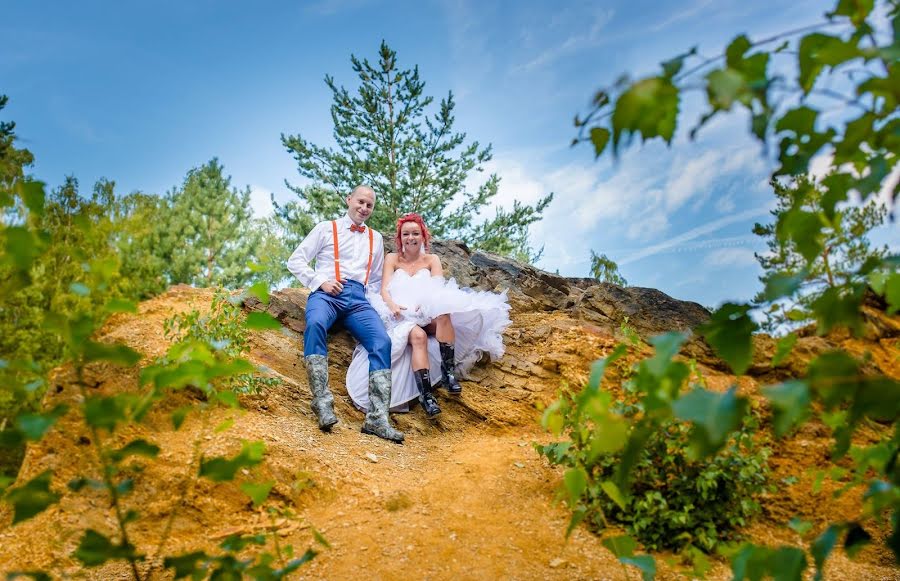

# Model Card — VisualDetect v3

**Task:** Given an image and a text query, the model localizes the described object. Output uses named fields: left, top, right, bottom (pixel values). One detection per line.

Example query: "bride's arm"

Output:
left=430, top=254, right=444, bottom=277
left=380, top=254, right=406, bottom=317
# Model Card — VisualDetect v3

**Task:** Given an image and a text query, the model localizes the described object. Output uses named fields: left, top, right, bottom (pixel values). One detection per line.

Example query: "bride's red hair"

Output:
left=395, top=212, right=431, bottom=254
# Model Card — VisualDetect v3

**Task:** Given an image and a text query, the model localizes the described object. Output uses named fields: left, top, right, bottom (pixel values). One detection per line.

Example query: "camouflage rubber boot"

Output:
left=305, top=354, right=338, bottom=431
left=439, top=341, right=462, bottom=395
left=361, top=369, right=404, bottom=443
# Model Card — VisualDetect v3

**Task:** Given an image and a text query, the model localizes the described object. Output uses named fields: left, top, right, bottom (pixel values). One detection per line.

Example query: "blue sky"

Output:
left=3, top=0, right=896, bottom=308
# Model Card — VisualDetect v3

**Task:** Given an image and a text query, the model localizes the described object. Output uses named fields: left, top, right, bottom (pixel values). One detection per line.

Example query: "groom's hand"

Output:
left=321, top=278, right=346, bottom=295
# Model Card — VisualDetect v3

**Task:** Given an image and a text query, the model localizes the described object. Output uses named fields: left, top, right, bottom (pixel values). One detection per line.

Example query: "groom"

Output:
left=286, top=185, right=403, bottom=443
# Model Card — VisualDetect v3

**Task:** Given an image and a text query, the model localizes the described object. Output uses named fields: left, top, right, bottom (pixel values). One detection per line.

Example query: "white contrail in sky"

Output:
left=619, top=207, right=771, bottom=266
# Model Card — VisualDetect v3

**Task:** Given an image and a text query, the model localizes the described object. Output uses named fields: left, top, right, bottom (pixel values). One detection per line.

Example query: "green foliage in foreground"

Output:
left=163, top=288, right=282, bottom=395
left=539, top=368, right=770, bottom=553
left=0, top=168, right=322, bottom=578
left=541, top=0, right=900, bottom=578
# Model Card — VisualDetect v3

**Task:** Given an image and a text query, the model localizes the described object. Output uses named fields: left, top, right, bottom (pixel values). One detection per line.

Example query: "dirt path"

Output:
left=292, top=423, right=630, bottom=580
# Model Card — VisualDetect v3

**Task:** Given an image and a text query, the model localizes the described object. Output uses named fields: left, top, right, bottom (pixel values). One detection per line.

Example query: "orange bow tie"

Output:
left=349, top=223, right=366, bottom=233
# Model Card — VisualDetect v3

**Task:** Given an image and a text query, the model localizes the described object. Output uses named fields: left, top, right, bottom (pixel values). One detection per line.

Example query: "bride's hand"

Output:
left=389, top=302, right=407, bottom=318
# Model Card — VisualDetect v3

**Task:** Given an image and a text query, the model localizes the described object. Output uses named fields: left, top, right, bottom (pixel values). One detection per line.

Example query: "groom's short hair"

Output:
left=349, top=184, right=376, bottom=200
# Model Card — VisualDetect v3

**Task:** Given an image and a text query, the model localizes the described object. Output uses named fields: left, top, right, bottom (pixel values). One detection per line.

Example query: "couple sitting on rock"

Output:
left=287, top=185, right=511, bottom=443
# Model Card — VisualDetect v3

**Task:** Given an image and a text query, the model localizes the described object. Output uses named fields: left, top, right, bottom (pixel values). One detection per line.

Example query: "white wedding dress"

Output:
left=346, top=269, right=511, bottom=412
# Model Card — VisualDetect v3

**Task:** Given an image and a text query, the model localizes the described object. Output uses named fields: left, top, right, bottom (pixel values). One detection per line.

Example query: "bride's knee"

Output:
left=409, top=326, right=428, bottom=346
left=436, top=313, right=451, bottom=326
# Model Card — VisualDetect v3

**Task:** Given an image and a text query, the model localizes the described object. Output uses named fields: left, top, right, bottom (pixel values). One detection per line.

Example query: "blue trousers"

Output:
left=303, top=280, right=391, bottom=372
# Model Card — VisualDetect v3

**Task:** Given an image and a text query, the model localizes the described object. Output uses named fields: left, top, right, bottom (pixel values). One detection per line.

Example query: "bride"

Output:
left=345, top=213, right=511, bottom=417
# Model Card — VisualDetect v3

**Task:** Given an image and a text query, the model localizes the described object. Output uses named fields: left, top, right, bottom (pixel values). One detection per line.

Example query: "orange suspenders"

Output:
left=331, top=220, right=374, bottom=286
left=364, top=226, right=374, bottom=286
left=331, top=220, right=341, bottom=281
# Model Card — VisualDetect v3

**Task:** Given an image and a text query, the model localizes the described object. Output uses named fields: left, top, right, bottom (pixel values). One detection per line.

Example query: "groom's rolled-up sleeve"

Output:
left=287, top=223, right=328, bottom=291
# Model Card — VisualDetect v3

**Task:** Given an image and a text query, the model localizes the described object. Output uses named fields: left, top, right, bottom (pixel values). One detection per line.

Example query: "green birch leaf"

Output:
left=590, top=127, right=611, bottom=157
left=565, top=507, right=587, bottom=538
left=829, top=0, right=875, bottom=24
left=4, top=470, right=59, bottom=524
left=601, top=480, right=627, bottom=511
left=200, top=440, right=266, bottom=482
left=812, top=525, right=842, bottom=580
left=109, top=439, right=160, bottom=463
left=700, top=303, right=757, bottom=376
left=84, top=396, right=128, bottom=431
left=245, top=312, right=281, bottom=330
left=707, top=68, right=746, bottom=109
left=770, top=546, right=807, bottom=581
left=83, top=341, right=142, bottom=366
left=771, top=333, right=798, bottom=367
left=164, top=551, right=209, bottom=579
left=763, top=380, right=810, bottom=436
left=611, top=76, right=679, bottom=153
left=240, top=481, right=274, bottom=508
left=602, top=534, right=637, bottom=558
left=171, top=406, right=191, bottom=430
left=563, top=468, right=587, bottom=504
left=247, top=281, right=270, bottom=305
left=620, top=555, right=656, bottom=581
left=73, top=529, right=138, bottom=566
left=799, top=34, right=860, bottom=92
left=673, top=387, right=749, bottom=452
left=312, top=527, right=331, bottom=548
left=14, top=404, right=68, bottom=441
left=810, top=285, right=865, bottom=335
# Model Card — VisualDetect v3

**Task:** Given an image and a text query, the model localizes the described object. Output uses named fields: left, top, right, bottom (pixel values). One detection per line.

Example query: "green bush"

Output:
left=163, top=289, right=281, bottom=395
left=538, top=343, right=770, bottom=553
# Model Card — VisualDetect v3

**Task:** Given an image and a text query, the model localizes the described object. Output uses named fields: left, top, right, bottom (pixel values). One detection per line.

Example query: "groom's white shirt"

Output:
left=287, top=214, right=385, bottom=294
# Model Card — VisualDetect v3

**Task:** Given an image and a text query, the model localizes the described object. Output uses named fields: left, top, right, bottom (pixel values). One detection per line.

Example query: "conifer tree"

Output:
left=590, top=250, right=627, bottom=286
left=282, top=42, right=552, bottom=261
left=163, top=158, right=259, bottom=288
left=753, top=175, right=888, bottom=331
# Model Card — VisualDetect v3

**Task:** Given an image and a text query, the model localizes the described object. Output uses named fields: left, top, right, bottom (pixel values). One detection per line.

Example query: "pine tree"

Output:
left=0, top=95, right=34, bottom=193
left=590, top=250, right=628, bottom=286
left=753, top=175, right=888, bottom=331
left=110, top=187, right=171, bottom=300
left=163, top=159, right=259, bottom=288
left=281, top=41, right=552, bottom=261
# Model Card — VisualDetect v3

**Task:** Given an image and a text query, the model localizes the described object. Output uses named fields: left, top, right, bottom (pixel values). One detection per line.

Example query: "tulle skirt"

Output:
left=346, top=269, right=511, bottom=411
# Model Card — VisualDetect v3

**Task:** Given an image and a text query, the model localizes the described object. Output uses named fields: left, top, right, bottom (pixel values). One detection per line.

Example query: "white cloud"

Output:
left=666, top=147, right=766, bottom=212
left=249, top=185, right=274, bottom=219
left=512, top=8, right=615, bottom=73
left=715, top=193, right=737, bottom=213
left=704, top=247, right=758, bottom=268
left=665, top=151, right=721, bottom=210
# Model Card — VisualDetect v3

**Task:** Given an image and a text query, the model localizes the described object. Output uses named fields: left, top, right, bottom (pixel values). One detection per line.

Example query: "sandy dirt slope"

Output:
left=1, top=276, right=898, bottom=579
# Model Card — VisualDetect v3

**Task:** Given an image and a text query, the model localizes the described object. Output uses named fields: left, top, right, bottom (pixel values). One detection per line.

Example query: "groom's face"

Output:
left=346, top=188, right=375, bottom=224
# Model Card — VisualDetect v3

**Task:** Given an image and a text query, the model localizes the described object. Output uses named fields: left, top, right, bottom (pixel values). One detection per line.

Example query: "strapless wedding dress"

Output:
left=345, top=269, right=511, bottom=411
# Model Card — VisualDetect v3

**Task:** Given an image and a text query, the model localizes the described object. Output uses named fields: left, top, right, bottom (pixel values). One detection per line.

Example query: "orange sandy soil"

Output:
left=0, top=287, right=898, bottom=580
